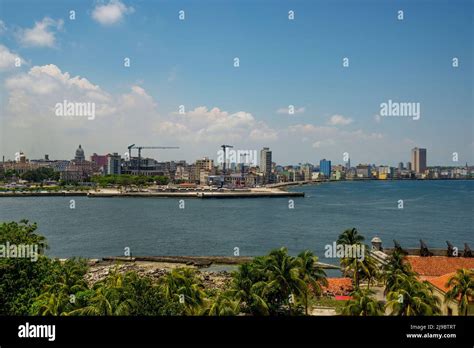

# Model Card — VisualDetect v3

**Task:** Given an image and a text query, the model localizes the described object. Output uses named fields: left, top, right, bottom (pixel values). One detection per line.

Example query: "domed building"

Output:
left=75, top=144, right=85, bottom=162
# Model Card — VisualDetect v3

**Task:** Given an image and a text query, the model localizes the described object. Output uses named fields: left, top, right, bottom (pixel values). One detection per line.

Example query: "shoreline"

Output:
left=99, top=255, right=341, bottom=269
left=0, top=179, right=471, bottom=198
left=0, top=187, right=305, bottom=198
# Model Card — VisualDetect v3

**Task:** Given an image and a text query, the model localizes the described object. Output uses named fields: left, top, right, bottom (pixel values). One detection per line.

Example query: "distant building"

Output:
left=91, top=153, right=108, bottom=169
left=2, top=152, right=43, bottom=175
left=301, top=164, right=313, bottom=181
left=74, top=145, right=85, bottom=162
left=356, top=164, right=371, bottom=178
left=320, top=159, right=331, bottom=178
left=411, top=147, right=427, bottom=174
left=260, top=147, right=272, bottom=184
left=196, top=157, right=213, bottom=171
left=406, top=162, right=412, bottom=171
left=106, top=153, right=122, bottom=175
left=378, top=166, right=391, bottom=179
left=398, top=162, right=404, bottom=172
left=345, top=157, right=351, bottom=170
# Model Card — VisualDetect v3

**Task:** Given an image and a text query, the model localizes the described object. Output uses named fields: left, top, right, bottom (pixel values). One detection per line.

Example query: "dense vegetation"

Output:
left=90, top=174, right=169, bottom=187
left=0, top=167, right=60, bottom=182
left=0, top=222, right=471, bottom=316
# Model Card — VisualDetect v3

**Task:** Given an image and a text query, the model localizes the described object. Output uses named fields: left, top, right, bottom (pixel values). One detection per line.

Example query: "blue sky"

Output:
left=0, top=0, right=472, bottom=166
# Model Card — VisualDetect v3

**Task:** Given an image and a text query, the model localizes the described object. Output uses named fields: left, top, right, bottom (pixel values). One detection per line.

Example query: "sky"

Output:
left=0, top=0, right=472, bottom=166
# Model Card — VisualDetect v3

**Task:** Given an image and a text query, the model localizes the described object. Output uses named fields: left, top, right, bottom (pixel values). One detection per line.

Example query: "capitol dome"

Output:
left=75, top=144, right=85, bottom=161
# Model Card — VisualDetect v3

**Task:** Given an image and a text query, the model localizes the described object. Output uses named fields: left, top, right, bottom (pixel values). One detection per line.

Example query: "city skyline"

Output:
left=6, top=143, right=470, bottom=174
left=0, top=0, right=472, bottom=166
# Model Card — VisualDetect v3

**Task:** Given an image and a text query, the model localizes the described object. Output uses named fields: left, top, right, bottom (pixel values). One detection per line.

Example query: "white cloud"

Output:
left=92, top=0, right=134, bottom=26
left=289, top=123, right=383, bottom=147
left=18, top=17, right=63, bottom=47
left=0, top=20, right=7, bottom=34
left=327, top=114, right=353, bottom=126
left=157, top=106, right=278, bottom=143
left=0, top=44, right=25, bottom=71
left=276, top=106, right=305, bottom=115
left=1, top=63, right=396, bottom=165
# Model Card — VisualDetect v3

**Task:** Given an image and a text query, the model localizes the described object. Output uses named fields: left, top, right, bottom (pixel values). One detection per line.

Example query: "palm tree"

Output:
left=205, top=291, right=240, bottom=316
left=33, top=259, right=88, bottom=316
left=337, top=228, right=369, bottom=289
left=342, top=288, right=384, bottom=316
left=229, top=263, right=269, bottom=315
left=264, top=248, right=306, bottom=315
left=295, top=250, right=328, bottom=315
left=445, top=269, right=473, bottom=316
left=159, top=268, right=206, bottom=315
left=337, top=228, right=365, bottom=246
left=384, top=249, right=415, bottom=295
left=386, top=273, right=440, bottom=316
left=340, top=252, right=378, bottom=289
left=68, top=268, right=136, bottom=316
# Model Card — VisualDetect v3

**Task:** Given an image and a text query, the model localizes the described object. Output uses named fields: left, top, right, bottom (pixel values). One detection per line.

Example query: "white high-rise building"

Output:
left=107, top=153, right=122, bottom=175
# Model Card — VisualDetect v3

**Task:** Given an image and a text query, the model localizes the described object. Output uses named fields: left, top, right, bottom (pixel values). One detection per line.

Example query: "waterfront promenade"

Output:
left=0, top=187, right=304, bottom=198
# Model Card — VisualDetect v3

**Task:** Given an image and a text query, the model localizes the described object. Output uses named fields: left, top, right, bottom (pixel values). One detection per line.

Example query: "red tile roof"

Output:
left=404, top=256, right=474, bottom=277
left=322, top=278, right=353, bottom=296
left=422, top=272, right=455, bottom=293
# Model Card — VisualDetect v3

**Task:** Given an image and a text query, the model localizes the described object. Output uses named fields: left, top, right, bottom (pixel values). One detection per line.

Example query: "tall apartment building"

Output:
left=411, top=148, right=427, bottom=174
left=259, top=147, right=272, bottom=184
left=320, top=159, right=331, bottom=178
left=106, top=153, right=122, bottom=175
left=195, top=157, right=214, bottom=173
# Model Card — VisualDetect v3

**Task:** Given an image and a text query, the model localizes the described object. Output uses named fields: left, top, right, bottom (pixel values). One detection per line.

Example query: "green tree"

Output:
left=262, top=248, right=306, bottom=315
left=383, top=249, right=415, bottom=295
left=337, top=228, right=365, bottom=245
left=342, top=288, right=384, bottom=316
left=204, top=291, right=240, bottom=316
left=68, top=268, right=136, bottom=316
left=229, top=262, right=270, bottom=315
left=445, top=269, right=473, bottom=316
left=295, top=250, right=328, bottom=315
left=159, top=268, right=206, bottom=315
left=0, top=220, right=54, bottom=315
left=386, top=273, right=441, bottom=316
left=31, top=258, right=88, bottom=315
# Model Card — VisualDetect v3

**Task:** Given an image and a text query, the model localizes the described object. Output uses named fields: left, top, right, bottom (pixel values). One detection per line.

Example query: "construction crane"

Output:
left=127, top=145, right=179, bottom=175
left=220, top=144, right=233, bottom=188
left=127, top=144, right=135, bottom=161
left=240, top=153, right=248, bottom=187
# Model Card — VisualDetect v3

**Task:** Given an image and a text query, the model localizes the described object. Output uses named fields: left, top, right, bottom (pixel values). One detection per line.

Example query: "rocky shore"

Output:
left=85, top=260, right=232, bottom=290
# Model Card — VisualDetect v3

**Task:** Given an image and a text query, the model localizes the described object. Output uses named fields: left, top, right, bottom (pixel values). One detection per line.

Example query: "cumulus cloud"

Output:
left=1, top=63, right=280, bottom=161
left=0, top=44, right=25, bottom=71
left=1, top=63, right=395, bottom=164
left=92, top=0, right=135, bottom=26
left=156, top=106, right=278, bottom=143
left=18, top=17, right=63, bottom=47
left=327, top=114, right=353, bottom=126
